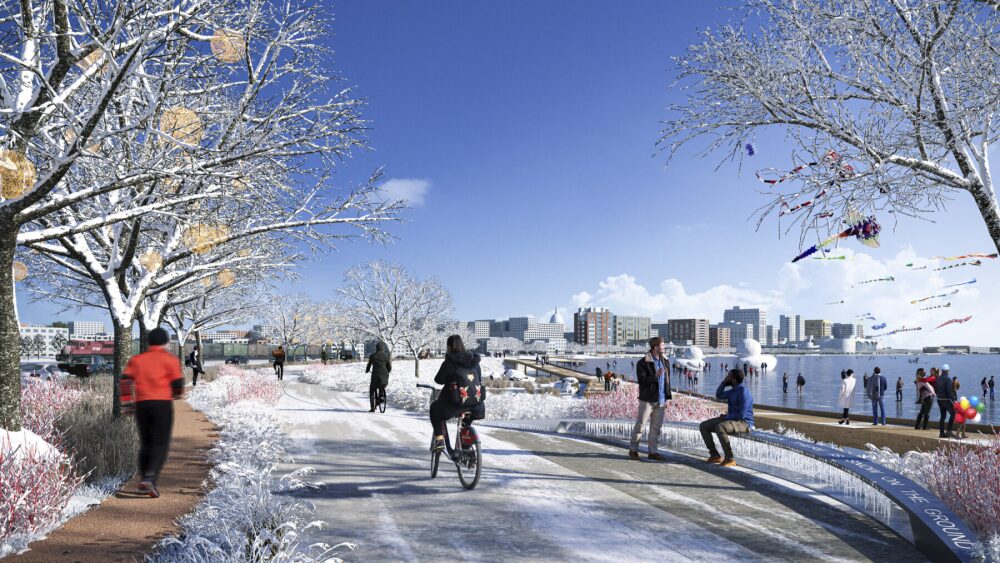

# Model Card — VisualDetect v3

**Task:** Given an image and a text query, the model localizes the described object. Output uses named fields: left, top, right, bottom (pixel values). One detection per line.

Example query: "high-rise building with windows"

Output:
left=723, top=307, right=766, bottom=345
left=68, top=320, right=106, bottom=340
left=468, top=320, right=492, bottom=339
left=716, top=320, right=754, bottom=343
left=832, top=322, right=865, bottom=339
left=574, top=307, right=611, bottom=346
left=804, top=319, right=833, bottom=339
left=613, top=315, right=651, bottom=345
left=651, top=322, right=670, bottom=341
left=779, top=314, right=805, bottom=343
left=765, top=325, right=779, bottom=346
left=19, top=324, right=70, bottom=356
left=666, top=319, right=709, bottom=346
left=709, top=326, right=731, bottom=348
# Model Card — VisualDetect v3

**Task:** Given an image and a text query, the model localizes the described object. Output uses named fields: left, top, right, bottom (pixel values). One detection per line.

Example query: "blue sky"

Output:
left=18, top=1, right=999, bottom=346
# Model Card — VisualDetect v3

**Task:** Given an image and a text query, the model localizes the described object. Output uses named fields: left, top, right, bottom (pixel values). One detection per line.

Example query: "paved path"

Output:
left=15, top=400, right=216, bottom=563
left=278, top=376, right=922, bottom=562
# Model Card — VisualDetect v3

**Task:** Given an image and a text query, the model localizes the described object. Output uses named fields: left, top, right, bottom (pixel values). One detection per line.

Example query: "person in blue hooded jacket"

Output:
left=700, top=368, right=754, bottom=467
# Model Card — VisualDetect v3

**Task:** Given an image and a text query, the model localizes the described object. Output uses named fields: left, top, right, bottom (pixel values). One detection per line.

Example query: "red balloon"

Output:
left=955, top=413, right=966, bottom=424
left=954, top=401, right=962, bottom=410
left=965, top=407, right=978, bottom=419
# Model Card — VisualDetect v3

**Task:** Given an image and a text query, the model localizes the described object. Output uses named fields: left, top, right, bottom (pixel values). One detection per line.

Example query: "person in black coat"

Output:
left=627, top=337, right=672, bottom=461
left=365, top=342, right=392, bottom=412
left=935, top=364, right=957, bottom=438
left=429, top=335, right=485, bottom=452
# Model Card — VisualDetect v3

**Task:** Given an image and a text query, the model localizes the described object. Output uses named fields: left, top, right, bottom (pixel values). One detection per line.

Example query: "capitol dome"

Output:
left=549, top=307, right=564, bottom=325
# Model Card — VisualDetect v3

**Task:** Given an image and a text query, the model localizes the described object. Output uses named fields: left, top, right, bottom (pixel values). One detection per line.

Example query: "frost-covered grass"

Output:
left=301, top=359, right=725, bottom=423
left=152, top=366, right=352, bottom=562
left=863, top=437, right=1000, bottom=561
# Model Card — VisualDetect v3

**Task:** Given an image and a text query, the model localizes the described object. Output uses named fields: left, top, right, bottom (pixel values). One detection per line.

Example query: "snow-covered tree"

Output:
left=338, top=261, right=453, bottom=377
left=2, top=1, right=402, bottom=422
left=659, top=0, right=1000, bottom=253
left=262, top=293, right=317, bottom=361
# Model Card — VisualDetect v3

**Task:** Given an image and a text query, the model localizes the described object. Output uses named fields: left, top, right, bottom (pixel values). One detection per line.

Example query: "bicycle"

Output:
left=373, top=385, right=386, bottom=413
left=418, top=383, right=482, bottom=490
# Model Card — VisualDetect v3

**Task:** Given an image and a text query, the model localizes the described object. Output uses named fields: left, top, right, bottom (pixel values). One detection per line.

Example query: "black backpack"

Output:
left=448, top=367, right=486, bottom=407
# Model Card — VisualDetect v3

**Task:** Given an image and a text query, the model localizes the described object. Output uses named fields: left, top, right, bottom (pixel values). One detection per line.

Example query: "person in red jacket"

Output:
left=122, top=327, right=184, bottom=498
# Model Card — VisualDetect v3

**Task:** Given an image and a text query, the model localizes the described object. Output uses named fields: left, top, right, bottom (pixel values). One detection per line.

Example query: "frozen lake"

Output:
left=552, top=354, right=1000, bottom=425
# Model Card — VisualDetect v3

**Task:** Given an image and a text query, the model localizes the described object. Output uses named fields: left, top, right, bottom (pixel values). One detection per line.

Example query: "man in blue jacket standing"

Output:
left=867, top=366, right=888, bottom=426
left=700, top=368, right=753, bottom=467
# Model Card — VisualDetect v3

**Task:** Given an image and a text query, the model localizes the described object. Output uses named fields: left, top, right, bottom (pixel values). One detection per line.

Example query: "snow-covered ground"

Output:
left=301, top=358, right=588, bottom=420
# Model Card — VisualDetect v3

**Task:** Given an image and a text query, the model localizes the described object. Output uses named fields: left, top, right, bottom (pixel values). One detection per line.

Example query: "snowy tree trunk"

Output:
left=138, top=322, right=149, bottom=354
left=194, top=331, right=204, bottom=367
left=111, top=318, right=134, bottom=419
left=967, top=184, right=1000, bottom=255
left=0, top=220, right=21, bottom=430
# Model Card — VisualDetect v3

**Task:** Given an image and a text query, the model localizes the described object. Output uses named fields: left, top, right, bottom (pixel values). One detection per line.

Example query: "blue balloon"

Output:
left=970, top=396, right=980, bottom=408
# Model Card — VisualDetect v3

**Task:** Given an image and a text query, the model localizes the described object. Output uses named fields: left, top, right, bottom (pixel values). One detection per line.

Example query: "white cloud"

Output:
left=570, top=247, right=999, bottom=348
left=377, top=178, right=431, bottom=206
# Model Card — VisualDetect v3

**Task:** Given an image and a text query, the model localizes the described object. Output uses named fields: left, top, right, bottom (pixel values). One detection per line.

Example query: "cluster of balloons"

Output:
left=955, top=396, right=986, bottom=424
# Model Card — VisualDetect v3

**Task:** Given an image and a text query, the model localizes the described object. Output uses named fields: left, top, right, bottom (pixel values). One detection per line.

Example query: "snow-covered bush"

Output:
left=19, top=381, right=85, bottom=441
left=584, top=387, right=723, bottom=422
left=153, top=368, right=350, bottom=562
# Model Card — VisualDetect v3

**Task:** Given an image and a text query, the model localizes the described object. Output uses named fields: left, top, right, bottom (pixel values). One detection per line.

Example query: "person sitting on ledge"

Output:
left=700, top=368, right=754, bottom=468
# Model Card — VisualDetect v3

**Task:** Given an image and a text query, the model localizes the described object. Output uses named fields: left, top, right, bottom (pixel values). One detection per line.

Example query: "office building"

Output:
left=68, top=320, right=106, bottom=339
left=832, top=322, right=865, bottom=339
left=467, top=320, right=492, bottom=339
left=804, top=319, right=833, bottom=339
left=723, top=307, right=766, bottom=346
left=651, top=322, right=670, bottom=341
left=667, top=319, right=709, bottom=346
left=203, top=329, right=249, bottom=343
left=709, top=326, right=731, bottom=348
left=488, top=316, right=564, bottom=342
left=716, top=320, right=754, bottom=343
left=574, top=307, right=611, bottom=346
left=613, top=315, right=651, bottom=346
left=19, top=324, right=70, bottom=357
left=764, top=325, right=779, bottom=346
left=779, top=314, right=805, bottom=343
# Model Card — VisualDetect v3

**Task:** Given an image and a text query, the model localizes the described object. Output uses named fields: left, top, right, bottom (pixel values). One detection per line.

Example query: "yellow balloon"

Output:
left=159, top=108, right=204, bottom=147
left=960, top=399, right=970, bottom=410
left=12, top=261, right=28, bottom=282
left=210, top=29, right=246, bottom=63
left=0, top=150, right=37, bottom=199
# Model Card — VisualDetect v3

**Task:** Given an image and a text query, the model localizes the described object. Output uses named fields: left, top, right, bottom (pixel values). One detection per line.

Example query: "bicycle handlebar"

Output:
left=416, top=383, right=438, bottom=390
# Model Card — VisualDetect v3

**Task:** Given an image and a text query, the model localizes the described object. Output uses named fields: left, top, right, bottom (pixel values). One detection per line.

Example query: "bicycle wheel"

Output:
left=377, top=387, right=386, bottom=413
left=456, top=442, right=481, bottom=490
left=430, top=445, right=441, bottom=478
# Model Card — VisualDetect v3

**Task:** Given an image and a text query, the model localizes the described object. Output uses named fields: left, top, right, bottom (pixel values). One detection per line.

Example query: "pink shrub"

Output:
left=585, top=387, right=723, bottom=422
left=924, top=437, right=1000, bottom=539
left=225, top=370, right=282, bottom=406
left=0, top=438, right=83, bottom=543
left=19, top=381, right=85, bottom=443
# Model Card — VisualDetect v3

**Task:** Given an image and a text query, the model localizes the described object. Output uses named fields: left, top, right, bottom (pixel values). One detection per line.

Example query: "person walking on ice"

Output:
left=700, top=368, right=754, bottom=467
left=837, top=369, right=856, bottom=425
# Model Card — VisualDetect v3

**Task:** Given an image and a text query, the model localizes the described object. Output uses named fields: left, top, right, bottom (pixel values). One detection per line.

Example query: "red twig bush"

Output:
left=224, top=369, right=282, bottom=407
left=0, top=440, right=82, bottom=543
left=924, top=437, right=1000, bottom=540
left=584, top=387, right=723, bottom=422
left=19, top=381, right=85, bottom=442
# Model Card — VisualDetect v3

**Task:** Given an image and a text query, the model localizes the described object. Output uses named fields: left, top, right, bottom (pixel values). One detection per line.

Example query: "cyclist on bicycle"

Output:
left=430, top=335, right=486, bottom=452
left=366, top=341, right=391, bottom=412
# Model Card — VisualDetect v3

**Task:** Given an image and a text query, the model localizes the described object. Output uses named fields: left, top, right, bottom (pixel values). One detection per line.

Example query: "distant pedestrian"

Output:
left=365, top=341, right=391, bottom=412
left=611, top=374, right=620, bottom=392
left=700, top=368, right=753, bottom=467
left=320, top=344, right=328, bottom=365
left=866, top=367, right=887, bottom=425
left=761, top=362, right=767, bottom=373
left=628, top=337, right=671, bottom=462
left=914, top=368, right=936, bottom=431
left=123, top=327, right=184, bottom=498
left=935, top=364, right=956, bottom=438
left=186, top=348, right=204, bottom=387
left=837, top=369, right=856, bottom=425
left=782, top=372, right=788, bottom=394
left=863, top=372, right=869, bottom=388
left=982, top=378, right=989, bottom=398
left=743, top=362, right=748, bottom=378
left=990, top=376, right=995, bottom=400
left=796, top=373, right=805, bottom=395
left=607, top=361, right=611, bottom=372
left=613, top=360, right=617, bottom=369
left=271, top=345, right=286, bottom=380
left=604, top=371, right=612, bottom=391
left=895, top=377, right=904, bottom=402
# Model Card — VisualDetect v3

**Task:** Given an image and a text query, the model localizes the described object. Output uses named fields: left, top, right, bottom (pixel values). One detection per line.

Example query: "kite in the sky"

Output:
left=745, top=143, right=755, bottom=157
left=826, top=299, right=846, bottom=305
left=871, top=326, right=922, bottom=337
left=871, top=322, right=887, bottom=330
left=856, top=313, right=876, bottom=321
left=933, top=260, right=982, bottom=271
left=935, top=316, right=972, bottom=330
left=919, top=302, right=951, bottom=311
left=905, top=264, right=928, bottom=270
left=931, top=253, right=998, bottom=261
left=941, top=279, right=976, bottom=289
left=791, top=212, right=880, bottom=263
left=812, top=255, right=847, bottom=260
left=852, top=276, right=894, bottom=288
left=910, top=289, right=960, bottom=304
left=756, top=151, right=857, bottom=218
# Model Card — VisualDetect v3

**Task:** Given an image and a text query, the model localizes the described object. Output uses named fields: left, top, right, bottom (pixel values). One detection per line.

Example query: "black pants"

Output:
left=937, top=399, right=955, bottom=434
left=136, top=400, right=174, bottom=483
left=275, top=362, right=284, bottom=380
left=841, top=408, right=850, bottom=419
left=429, top=399, right=484, bottom=437
left=915, top=397, right=933, bottom=429
left=896, top=389, right=903, bottom=401
left=191, top=367, right=203, bottom=386
left=783, top=382, right=787, bottom=393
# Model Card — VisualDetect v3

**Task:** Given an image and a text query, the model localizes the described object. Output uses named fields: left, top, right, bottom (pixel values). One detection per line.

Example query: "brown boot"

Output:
left=627, top=450, right=640, bottom=460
